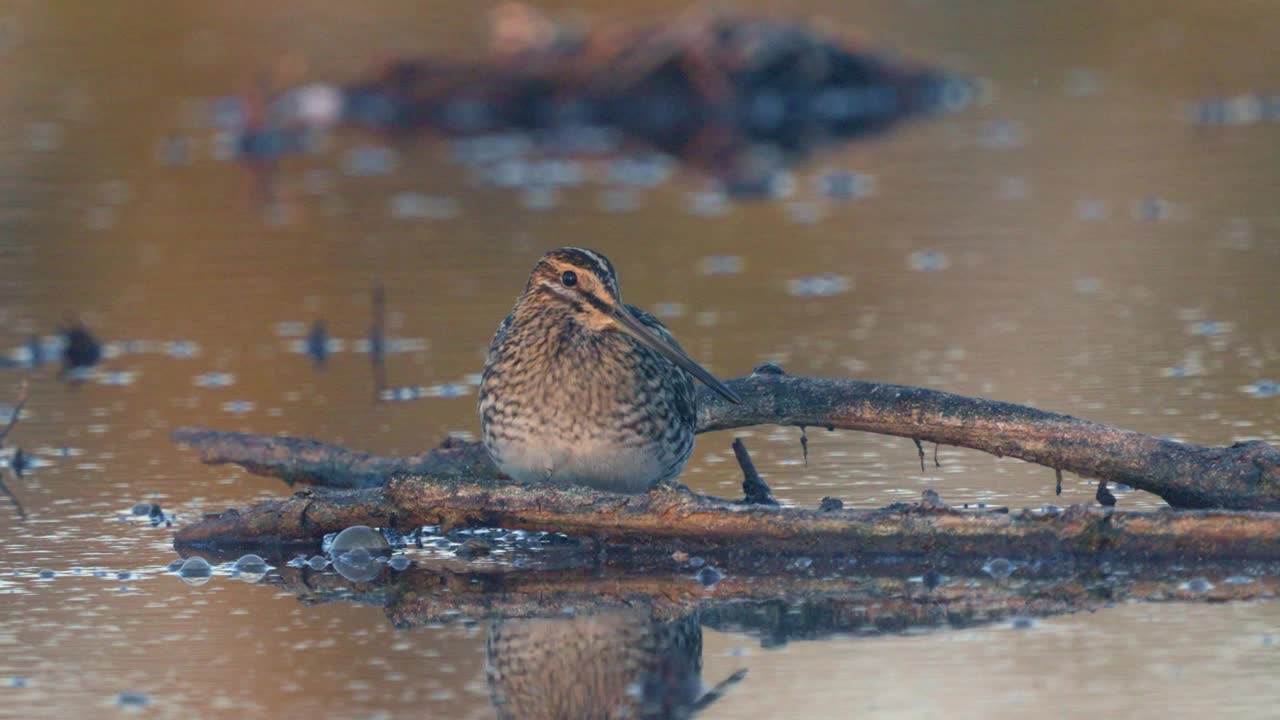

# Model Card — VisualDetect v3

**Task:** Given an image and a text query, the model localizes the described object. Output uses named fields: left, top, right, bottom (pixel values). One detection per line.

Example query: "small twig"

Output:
left=0, top=382, right=30, bottom=519
left=691, top=668, right=748, bottom=714
left=1096, top=479, right=1116, bottom=507
left=0, top=476, right=27, bottom=520
left=1055, top=468, right=1063, bottom=496
left=913, top=437, right=926, bottom=473
left=933, top=442, right=940, bottom=467
left=799, top=425, right=808, bottom=466
left=0, top=381, right=29, bottom=447
left=732, top=438, right=777, bottom=506
left=370, top=283, right=387, bottom=400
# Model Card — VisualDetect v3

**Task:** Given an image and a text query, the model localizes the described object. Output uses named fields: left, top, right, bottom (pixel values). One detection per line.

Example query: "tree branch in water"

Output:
left=173, top=369, right=1280, bottom=511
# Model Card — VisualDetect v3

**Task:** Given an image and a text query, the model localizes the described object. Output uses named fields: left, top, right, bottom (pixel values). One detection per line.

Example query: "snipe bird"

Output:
left=479, top=248, right=741, bottom=493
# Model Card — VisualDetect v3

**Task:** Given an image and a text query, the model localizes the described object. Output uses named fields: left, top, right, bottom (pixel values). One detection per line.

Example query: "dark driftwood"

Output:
left=174, top=473, right=1280, bottom=564
left=174, top=371, right=1280, bottom=510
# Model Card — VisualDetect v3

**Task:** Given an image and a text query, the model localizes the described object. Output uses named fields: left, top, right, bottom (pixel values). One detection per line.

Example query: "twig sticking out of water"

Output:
left=732, top=438, right=777, bottom=506
left=913, top=437, right=926, bottom=473
left=0, top=381, right=27, bottom=446
left=1055, top=468, right=1063, bottom=496
left=1097, top=479, right=1116, bottom=507
left=370, top=284, right=387, bottom=400
left=690, top=668, right=748, bottom=714
left=0, top=382, right=29, bottom=519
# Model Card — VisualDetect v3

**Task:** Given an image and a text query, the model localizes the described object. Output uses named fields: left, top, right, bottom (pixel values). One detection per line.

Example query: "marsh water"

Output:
left=2, top=1, right=1280, bottom=718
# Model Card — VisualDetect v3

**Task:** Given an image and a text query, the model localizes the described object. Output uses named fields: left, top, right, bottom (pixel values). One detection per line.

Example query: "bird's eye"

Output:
left=561, top=271, right=578, bottom=287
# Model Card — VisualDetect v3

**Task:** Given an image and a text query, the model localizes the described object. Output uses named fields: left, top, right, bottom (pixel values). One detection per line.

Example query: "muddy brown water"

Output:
left=1, top=1, right=1279, bottom=718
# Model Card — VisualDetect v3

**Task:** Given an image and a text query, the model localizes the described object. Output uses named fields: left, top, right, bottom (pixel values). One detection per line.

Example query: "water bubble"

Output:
left=695, top=566, right=724, bottom=588
left=165, top=559, right=184, bottom=572
left=388, top=554, right=411, bottom=571
left=130, top=503, right=153, bottom=516
left=333, top=548, right=381, bottom=582
left=982, top=558, right=1015, bottom=580
left=177, top=557, right=212, bottom=578
left=286, top=556, right=307, bottom=569
left=37, top=569, right=55, bottom=579
left=232, top=554, right=270, bottom=574
left=116, top=571, right=132, bottom=581
left=1180, top=577, right=1215, bottom=594
left=328, top=525, right=390, bottom=557
left=307, top=555, right=329, bottom=570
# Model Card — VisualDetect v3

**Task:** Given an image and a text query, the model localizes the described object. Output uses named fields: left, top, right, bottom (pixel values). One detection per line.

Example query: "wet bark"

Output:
left=174, top=472, right=1280, bottom=565
left=173, top=370, right=1280, bottom=510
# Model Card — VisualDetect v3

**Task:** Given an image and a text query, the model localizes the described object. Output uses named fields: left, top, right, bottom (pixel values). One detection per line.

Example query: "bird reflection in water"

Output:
left=486, top=608, right=744, bottom=719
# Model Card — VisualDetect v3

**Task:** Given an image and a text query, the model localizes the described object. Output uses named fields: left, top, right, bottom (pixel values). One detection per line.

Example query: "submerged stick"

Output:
left=174, top=371, right=1280, bottom=510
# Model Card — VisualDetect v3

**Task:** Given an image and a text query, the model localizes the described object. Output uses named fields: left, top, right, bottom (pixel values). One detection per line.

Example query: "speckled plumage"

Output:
left=486, top=610, right=703, bottom=720
left=479, top=248, right=700, bottom=493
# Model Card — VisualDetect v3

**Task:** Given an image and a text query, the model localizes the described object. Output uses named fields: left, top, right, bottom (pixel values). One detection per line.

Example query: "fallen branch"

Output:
left=0, top=382, right=28, bottom=519
left=174, top=370, right=1280, bottom=510
left=175, top=474, right=1280, bottom=565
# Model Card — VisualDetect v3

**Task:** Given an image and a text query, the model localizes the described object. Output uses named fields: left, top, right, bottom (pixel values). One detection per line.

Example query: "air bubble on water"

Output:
left=982, top=558, right=1015, bottom=579
left=1180, top=577, right=1214, bottom=594
left=232, top=554, right=270, bottom=574
left=307, top=556, right=328, bottom=570
left=328, top=525, right=390, bottom=557
left=177, top=556, right=212, bottom=578
left=388, top=555, right=411, bottom=571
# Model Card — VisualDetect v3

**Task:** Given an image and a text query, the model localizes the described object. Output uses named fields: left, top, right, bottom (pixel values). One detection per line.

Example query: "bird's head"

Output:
left=522, top=247, right=741, bottom=403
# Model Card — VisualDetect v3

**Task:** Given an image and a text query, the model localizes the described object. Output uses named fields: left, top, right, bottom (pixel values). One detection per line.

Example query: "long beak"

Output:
left=613, top=307, right=742, bottom=404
